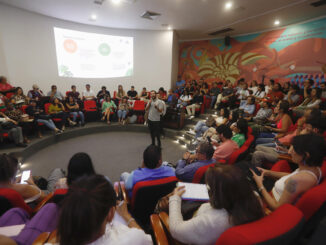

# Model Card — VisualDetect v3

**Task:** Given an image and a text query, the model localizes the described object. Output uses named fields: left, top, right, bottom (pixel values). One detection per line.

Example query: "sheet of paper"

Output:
left=0, top=224, right=25, bottom=236
left=177, top=182, right=209, bottom=201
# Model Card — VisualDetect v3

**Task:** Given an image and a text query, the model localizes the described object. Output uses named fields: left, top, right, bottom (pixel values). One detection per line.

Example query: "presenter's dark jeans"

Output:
left=148, top=119, right=161, bottom=147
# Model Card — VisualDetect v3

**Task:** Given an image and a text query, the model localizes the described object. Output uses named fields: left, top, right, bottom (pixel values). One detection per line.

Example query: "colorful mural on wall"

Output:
left=179, top=17, right=326, bottom=85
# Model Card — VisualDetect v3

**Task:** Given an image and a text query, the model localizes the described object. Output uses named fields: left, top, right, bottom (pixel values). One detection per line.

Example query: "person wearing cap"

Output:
left=27, top=84, right=44, bottom=100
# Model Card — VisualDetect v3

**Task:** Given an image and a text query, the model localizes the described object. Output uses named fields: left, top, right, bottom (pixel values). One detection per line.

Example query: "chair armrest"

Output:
left=150, top=214, right=169, bottom=245
left=278, top=154, right=293, bottom=162
left=32, top=232, right=50, bottom=245
left=47, top=230, right=57, bottom=243
left=158, top=212, right=170, bottom=230
left=32, top=192, right=54, bottom=214
left=114, top=181, right=130, bottom=204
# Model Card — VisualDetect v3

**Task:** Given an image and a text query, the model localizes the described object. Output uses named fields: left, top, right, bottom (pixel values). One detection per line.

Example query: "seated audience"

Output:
left=0, top=76, right=14, bottom=93
left=246, top=100, right=272, bottom=124
left=47, top=85, right=64, bottom=101
left=264, top=79, right=275, bottom=94
left=101, top=95, right=116, bottom=124
left=251, top=134, right=325, bottom=211
left=166, top=89, right=177, bottom=107
left=239, top=96, right=256, bottom=117
left=97, top=86, right=110, bottom=103
left=231, top=118, right=248, bottom=147
left=186, top=90, right=203, bottom=118
left=0, top=153, right=46, bottom=203
left=116, top=84, right=126, bottom=101
left=209, top=82, right=221, bottom=108
left=282, top=81, right=291, bottom=94
left=12, top=87, right=29, bottom=107
left=26, top=100, right=62, bottom=136
left=212, top=124, right=239, bottom=162
left=5, top=102, right=31, bottom=143
left=177, top=90, right=192, bottom=108
left=120, top=145, right=175, bottom=198
left=175, top=142, right=215, bottom=182
left=251, top=113, right=324, bottom=167
left=256, top=100, right=293, bottom=147
left=215, top=81, right=235, bottom=109
left=82, top=84, right=96, bottom=101
left=57, top=175, right=152, bottom=245
left=265, top=83, right=284, bottom=104
left=0, top=112, right=26, bottom=147
left=158, top=87, right=167, bottom=101
left=283, top=84, right=301, bottom=106
left=253, top=84, right=266, bottom=101
left=27, top=84, right=44, bottom=101
left=140, top=87, right=149, bottom=101
left=175, top=75, right=185, bottom=94
left=65, top=96, right=85, bottom=126
left=0, top=92, right=6, bottom=109
left=127, top=85, right=138, bottom=100
left=48, top=98, right=75, bottom=130
left=320, top=82, right=326, bottom=100
left=169, top=165, right=264, bottom=245
left=236, top=82, right=250, bottom=101
left=293, top=87, right=322, bottom=116
left=66, top=85, right=81, bottom=101
left=249, top=80, right=258, bottom=94
left=117, top=96, right=130, bottom=125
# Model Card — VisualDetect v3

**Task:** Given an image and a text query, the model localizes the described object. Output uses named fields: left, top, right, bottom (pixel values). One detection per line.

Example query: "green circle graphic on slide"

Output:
left=98, top=43, right=111, bottom=56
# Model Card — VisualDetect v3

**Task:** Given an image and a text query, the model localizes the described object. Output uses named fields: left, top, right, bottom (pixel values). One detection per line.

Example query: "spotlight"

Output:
left=112, top=0, right=121, bottom=4
left=90, top=14, right=97, bottom=21
left=167, top=26, right=172, bottom=30
left=274, top=19, right=280, bottom=25
left=225, top=2, right=232, bottom=9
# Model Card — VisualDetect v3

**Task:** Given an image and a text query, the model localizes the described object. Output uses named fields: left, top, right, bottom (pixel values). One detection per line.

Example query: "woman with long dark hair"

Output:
left=251, top=134, right=325, bottom=211
left=169, top=165, right=264, bottom=245
left=57, top=175, right=152, bottom=245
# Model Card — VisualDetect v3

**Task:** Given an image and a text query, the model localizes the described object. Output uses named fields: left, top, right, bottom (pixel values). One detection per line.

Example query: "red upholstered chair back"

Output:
left=83, top=100, right=97, bottom=111
left=44, top=103, right=51, bottom=114
left=133, top=100, right=145, bottom=111
left=192, top=163, right=216, bottom=183
left=253, top=103, right=260, bottom=116
left=215, top=204, right=304, bottom=245
left=228, top=134, right=254, bottom=165
left=0, top=188, right=32, bottom=215
left=113, top=91, right=117, bottom=99
left=270, top=160, right=292, bottom=173
left=131, top=176, right=178, bottom=227
left=5, top=93, right=14, bottom=99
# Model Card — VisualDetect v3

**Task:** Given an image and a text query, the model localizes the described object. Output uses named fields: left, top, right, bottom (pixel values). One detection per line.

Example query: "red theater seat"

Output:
left=215, top=204, right=304, bottom=245
left=131, top=176, right=178, bottom=228
left=83, top=100, right=97, bottom=112
left=44, top=103, right=62, bottom=123
left=192, top=163, right=216, bottom=183
left=0, top=188, right=32, bottom=215
left=228, top=134, right=254, bottom=165
left=133, top=100, right=145, bottom=112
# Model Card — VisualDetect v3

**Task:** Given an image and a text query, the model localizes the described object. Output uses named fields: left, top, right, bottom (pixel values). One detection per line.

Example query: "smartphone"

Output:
left=20, top=170, right=31, bottom=184
left=117, top=182, right=124, bottom=201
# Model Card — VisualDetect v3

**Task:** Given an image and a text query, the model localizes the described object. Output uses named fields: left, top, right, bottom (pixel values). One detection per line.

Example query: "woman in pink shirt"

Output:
left=0, top=76, right=14, bottom=93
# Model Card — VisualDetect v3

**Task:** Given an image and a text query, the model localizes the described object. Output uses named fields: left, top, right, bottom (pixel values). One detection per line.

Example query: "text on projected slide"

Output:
left=53, top=27, right=133, bottom=78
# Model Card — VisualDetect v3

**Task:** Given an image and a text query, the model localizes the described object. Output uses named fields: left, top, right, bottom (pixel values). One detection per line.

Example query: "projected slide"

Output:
left=53, top=27, right=133, bottom=78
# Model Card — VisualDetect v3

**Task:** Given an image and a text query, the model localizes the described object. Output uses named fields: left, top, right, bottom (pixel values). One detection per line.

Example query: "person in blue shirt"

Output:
left=175, top=142, right=215, bottom=182
left=175, top=75, right=185, bottom=94
left=239, top=96, right=256, bottom=117
left=120, top=145, right=175, bottom=198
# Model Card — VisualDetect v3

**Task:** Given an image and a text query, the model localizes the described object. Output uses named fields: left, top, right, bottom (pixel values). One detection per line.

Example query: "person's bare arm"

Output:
left=0, top=235, right=17, bottom=245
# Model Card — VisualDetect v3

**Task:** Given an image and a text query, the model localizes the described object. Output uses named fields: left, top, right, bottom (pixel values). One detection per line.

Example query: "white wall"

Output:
left=0, top=3, right=174, bottom=95
left=170, top=30, right=179, bottom=90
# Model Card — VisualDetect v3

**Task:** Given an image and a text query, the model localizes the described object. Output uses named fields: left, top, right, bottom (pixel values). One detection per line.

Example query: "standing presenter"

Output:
left=146, top=90, right=164, bottom=148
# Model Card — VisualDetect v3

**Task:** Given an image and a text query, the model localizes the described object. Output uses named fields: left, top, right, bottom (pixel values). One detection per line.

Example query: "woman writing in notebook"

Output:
left=251, top=134, right=325, bottom=211
left=169, top=165, right=264, bottom=245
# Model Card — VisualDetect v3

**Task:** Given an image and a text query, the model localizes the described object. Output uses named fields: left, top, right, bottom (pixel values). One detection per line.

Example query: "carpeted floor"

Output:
left=22, top=131, right=184, bottom=182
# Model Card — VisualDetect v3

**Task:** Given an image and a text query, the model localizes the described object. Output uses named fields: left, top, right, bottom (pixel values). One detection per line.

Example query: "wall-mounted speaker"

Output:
left=225, top=36, right=231, bottom=46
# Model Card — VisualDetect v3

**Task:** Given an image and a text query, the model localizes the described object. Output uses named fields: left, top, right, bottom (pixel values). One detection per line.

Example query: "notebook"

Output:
left=177, top=182, right=209, bottom=201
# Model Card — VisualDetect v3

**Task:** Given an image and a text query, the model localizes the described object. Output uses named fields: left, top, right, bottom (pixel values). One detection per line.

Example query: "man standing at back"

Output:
left=146, top=90, right=164, bottom=148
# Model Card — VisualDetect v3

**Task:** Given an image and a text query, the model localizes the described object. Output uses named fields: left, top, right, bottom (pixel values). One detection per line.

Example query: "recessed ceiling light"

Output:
left=225, top=2, right=233, bottom=9
left=274, top=19, right=280, bottom=25
left=112, top=0, right=121, bottom=4
left=90, top=14, right=97, bottom=21
left=168, top=26, right=172, bottom=30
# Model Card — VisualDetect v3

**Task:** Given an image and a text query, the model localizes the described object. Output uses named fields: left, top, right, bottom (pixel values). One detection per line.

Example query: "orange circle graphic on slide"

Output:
left=63, top=39, right=77, bottom=53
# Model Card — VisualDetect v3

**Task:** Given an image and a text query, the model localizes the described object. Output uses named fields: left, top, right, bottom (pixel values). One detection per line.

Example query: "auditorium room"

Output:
left=0, top=0, right=326, bottom=244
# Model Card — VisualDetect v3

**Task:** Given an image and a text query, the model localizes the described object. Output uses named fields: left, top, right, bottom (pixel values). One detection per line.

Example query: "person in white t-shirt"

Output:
left=55, top=175, right=152, bottom=245
left=82, top=84, right=96, bottom=101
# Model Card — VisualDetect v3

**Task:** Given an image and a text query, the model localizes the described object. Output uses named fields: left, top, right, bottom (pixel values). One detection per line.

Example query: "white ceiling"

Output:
left=1, top=0, right=326, bottom=40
